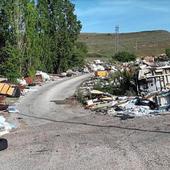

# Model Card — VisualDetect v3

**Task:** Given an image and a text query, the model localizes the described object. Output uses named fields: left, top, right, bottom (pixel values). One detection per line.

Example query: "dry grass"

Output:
left=79, top=30, right=170, bottom=58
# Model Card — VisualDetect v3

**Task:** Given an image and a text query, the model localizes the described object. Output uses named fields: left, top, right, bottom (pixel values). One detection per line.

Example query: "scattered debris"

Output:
left=0, top=116, right=15, bottom=137
left=66, top=69, right=77, bottom=77
left=36, top=71, right=50, bottom=82
left=76, top=59, right=170, bottom=119
left=0, top=69, right=88, bottom=138
left=138, top=65, right=170, bottom=94
left=0, top=83, right=21, bottom=98
left=0, top=104, right=8, bottom=111
left=60, top=72, right=67, bottom=77
left=24, top=77, right=34, bottom=86
left=7, top=106, right=19, bottom=113
left=95, top=70, right=108, bottom=78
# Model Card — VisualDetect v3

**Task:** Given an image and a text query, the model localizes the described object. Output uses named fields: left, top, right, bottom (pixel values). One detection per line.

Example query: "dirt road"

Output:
left=0, top=74, right=170, bottom=170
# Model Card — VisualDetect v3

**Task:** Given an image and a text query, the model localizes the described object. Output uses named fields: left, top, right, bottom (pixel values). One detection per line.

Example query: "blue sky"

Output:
left=71, top=0, right=170, bottom=33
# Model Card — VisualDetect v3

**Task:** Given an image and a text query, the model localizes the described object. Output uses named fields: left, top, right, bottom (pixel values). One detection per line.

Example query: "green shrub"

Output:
left=165, top=49, right=170, bottom=58
left=112, top=51, right=137, bottom=62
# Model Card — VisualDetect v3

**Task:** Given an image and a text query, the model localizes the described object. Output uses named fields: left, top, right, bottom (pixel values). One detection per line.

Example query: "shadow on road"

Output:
left=15, top=112, right=170, bottom=134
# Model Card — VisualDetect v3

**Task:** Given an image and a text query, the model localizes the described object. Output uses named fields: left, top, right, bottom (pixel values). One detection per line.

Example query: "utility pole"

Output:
left=115, top=25, right=119, bottom=53
left=135, top=40, right=138, bottom=53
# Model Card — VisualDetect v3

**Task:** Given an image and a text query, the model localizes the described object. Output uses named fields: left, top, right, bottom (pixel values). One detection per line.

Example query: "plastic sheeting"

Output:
left=7, top=106, right=19, bottom=113
left=117, top=99, right=159, bottom=117
left=36, top=71, right=50, bottom=81
left=0, top=116, right=15, bottom=137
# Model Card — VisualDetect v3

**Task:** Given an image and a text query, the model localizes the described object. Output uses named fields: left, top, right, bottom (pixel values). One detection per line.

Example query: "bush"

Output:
left=112, top=51, right=137, bottom=62
left=94, top=69, right=138, bottom=96
left=165, top=49, right=170, bottom=58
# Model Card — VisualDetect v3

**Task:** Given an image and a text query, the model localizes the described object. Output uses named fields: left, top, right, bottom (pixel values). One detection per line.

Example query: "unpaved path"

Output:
left=0, top=74, right=170, bottom=170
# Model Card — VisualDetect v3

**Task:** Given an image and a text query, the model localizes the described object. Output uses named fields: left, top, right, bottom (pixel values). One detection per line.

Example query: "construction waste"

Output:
left=76, top=78, right=162, bottom=119
left=76, top=58, right=170, bottom=119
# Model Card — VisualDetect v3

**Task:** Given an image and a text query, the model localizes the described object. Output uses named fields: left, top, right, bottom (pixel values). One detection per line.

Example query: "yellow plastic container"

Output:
left=95, top=71, right=108, bottom=78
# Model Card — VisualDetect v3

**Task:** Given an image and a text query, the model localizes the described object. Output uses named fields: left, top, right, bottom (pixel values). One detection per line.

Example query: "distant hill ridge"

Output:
left=79, top=30, right=170, bottom=57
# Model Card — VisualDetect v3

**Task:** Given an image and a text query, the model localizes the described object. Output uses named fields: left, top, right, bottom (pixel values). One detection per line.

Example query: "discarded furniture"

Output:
left=0, top=83, right=20, bottom=98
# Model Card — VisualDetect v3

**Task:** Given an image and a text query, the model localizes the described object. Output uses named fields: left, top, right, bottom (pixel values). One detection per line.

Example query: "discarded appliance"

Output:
left=138, top=66, right=170, bottom=94
left=156, top=91, right=170, bottom=111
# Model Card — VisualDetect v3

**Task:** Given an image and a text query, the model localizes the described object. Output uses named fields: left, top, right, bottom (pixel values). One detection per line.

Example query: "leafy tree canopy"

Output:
left=0, top=0, right=85, bottom=82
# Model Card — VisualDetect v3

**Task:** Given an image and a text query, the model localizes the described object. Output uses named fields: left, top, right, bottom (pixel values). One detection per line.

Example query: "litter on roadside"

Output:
left=76, top=72, right=163, bottom=119
left=7, top=106, right=19, bottom=113
left=0, top=116, right=15, bottom=137
left=0, top=83, right=21, bottom=98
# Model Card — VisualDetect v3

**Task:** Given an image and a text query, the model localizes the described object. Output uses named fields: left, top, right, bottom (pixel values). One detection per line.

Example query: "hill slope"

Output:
left=79, top=30, right=170, bottom=57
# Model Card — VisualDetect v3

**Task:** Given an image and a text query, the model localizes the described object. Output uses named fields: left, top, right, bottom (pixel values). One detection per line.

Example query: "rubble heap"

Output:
left=76, top=59, right=170, bottom=119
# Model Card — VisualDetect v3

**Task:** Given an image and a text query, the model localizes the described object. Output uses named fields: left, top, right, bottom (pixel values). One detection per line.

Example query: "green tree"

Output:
left=50, top=0, right=82, bottom=73
left=22, top=0, right=41, bottom=76
left=112, top=51, right=137, bottom=62
left=0, top=0, right=83, bottom=81
left=69, top=42, right=87, bottom=68
left=0, top=0, right=23, bottom=81
left=37, top=0, right=54, bottom=73
left=0, top=45, right=21, bottom=82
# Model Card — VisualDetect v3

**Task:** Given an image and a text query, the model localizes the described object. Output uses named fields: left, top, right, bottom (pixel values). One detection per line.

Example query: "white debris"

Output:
left=60, top=72, right=67, bottom=77
left=17, top=78, right=27, bottom=86
left=118, top=99, right=158, bottom=117
left=83, top=67, right=89, bottom=73
left=7, top=106, right=19, bottom=113
left=86, top=100, right=94, bottom=106
left=36, top=71, right=50, bottom=81
left=0, top=116, right=14, bottom=137
left=94, top=59, right=103, bottom=64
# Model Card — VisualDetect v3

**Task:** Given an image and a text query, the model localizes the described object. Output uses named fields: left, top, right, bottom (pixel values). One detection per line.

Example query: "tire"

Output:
left=0, top=138, right=8, bottom=151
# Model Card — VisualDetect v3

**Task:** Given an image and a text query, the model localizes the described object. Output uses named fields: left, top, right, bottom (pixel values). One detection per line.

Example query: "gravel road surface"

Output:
left=0, top=74, right=170, bottom=170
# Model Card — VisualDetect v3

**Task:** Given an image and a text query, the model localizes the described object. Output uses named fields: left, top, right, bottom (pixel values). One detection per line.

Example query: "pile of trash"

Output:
left=83, top=60, right=118, bottom=78
left=107, top=97, right=159, bottom=117
left=0, top=71, right=54, bottom=136
left=76, top=77, right=160, bottom=119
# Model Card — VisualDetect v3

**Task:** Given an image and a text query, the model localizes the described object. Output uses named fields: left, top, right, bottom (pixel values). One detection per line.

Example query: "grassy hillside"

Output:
left=79, top=30, right=170, bottom=58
